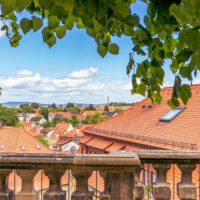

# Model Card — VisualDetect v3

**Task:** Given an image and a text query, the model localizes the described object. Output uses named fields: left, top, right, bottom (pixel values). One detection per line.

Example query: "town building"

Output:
left=79, top=85, right=200, bottom=199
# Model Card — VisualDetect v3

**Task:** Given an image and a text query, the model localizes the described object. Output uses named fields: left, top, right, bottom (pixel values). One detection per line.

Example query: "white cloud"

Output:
left=0, top=68, right=143, bottom=104
left=69, top=67, right=98, bottom=79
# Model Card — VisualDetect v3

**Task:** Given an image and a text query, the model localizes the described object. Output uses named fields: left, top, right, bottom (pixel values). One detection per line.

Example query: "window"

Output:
left=159, top=107, right=185, bottom=122
left=36, top=144, right=40, bottom=149
left=21, top=146, right=26, bottom=151
left=145, top=170, right=149, bottom=185
left=153, top=173, right=157, bottom=184
left=0, top=145, right=5, bottom=149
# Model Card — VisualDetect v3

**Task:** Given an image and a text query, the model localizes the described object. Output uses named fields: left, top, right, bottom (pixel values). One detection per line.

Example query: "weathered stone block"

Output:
left=71, top=191, right=93, bottom=200
left=135, top=184, right=145, bottom=200
left=15, top=192, right=37, bottom=200
left=178, top=183, right=196, bottom=200
left=153, top=183, right=171, bottom=200
left=43, top=191, right=66, bottom=200
left=0, top=190, right=14, bottom=200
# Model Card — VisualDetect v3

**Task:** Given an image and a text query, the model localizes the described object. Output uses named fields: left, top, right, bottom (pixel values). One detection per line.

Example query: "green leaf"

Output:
left=97, top=45, right=107, bottom=58
left=63, top=0, right=75, bottom=12
left=173, top=75, right=181, bottom=98
left=1, top=25, right=9, bottom=31
left=133, top=46, right=146, bottom=55
left=32, top=16, right=43, bottom=32
left=136, top=83, right=146, bottom=96
left=46, top=35, right=56, bottom=48
left=155, top=93, right=162, bottom=104
left=167, top=98, right=180, bottom=109
left=16, top=0, right=32, bottom=11
left=176, top=48, right=193, bottom=64
left=48, top=16, right=60, bottom=30
left=10, top=33, right=22, bottom=47
left=179, top=66, right=192, bottom=80
left=116, top=2, right=129, bottom=18
left=55, top=26, right=66, bottom=39
left=170, top=3, right=195, bottom=26
left=20, top=18, right=32, bottom=34
left=42, top=27, right=53, bottom=42
left=170, top=59, right=179, bottom=74
left=179, top=84, right=191, bottom=105
left=132, top=74, right=137, bottom=91
left=64, top=15, right=74, bottom=30
left=1, top=0, right=16, bottom=15
left=76, top=18, right=84, bottom=29
left=108, top=43, right=119, bottom=55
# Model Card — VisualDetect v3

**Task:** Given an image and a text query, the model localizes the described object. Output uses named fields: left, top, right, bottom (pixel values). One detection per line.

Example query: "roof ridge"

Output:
left=88, top=98, right=147, bottom=128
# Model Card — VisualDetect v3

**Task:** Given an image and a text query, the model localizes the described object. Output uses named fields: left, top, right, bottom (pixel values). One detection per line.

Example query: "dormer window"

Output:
left=159, top=107, right=185, bottom=122
left=21, top=145, right=26, bottom=151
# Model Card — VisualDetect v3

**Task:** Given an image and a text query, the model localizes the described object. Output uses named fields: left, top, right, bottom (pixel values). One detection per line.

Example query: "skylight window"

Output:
left=36, top=144, right=40, bottom=149
left=0, top=145, right=5, bottom=149
left=21, top=145, right=26, bottom=151
left=159, top=107, right=185, bottom=122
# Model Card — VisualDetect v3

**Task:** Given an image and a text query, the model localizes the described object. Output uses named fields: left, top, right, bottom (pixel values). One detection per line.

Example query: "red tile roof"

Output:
left=79, top=136, right=93, bottom=144
left=40, top=128, right=52, bottom=134
left=20, top=121, right=33, bottom=127
left=0, top=126, right=53, bottom=153
left=84, top=85, right=200, bottom=150
left=64, top=128, right=84, bottom=138
left=85, top=138, right=112, bottom=150
left=52, top=123, right=72, bottom=138
left=105, top=143, right=125, bottom=152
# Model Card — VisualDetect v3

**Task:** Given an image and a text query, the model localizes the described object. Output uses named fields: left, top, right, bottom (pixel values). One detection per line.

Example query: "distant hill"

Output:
left=1, top=102, right=49, bottom=107
left=1, top=102, right=104, bottom=107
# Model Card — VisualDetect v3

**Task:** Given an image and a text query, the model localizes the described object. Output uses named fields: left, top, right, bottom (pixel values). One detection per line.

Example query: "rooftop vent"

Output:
left=159, top=107, right=185, bottom=122
left=142, top=105, right=146, bottom=109
left=148, top=105, right=152, bottom=110
left=36, top=144, right=40, bottom=149
left=0, top=145, right=5, bottom=149
left=21, top=145, right=26, bottom=151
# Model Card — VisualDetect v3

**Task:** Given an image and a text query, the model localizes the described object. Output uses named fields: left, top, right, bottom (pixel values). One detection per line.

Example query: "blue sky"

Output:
left=0, top=1, right=196, bottom=104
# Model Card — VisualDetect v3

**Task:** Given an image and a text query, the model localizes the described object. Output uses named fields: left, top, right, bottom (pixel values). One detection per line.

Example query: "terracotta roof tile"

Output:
left=105, top=143, right=125, bottom=152
left=84, top=85, right=200, bottom=150
left=0, top=126, right=53, bottom=154
left=79, top=136, right=93, bottom=144
left=85, top=138, right=112, bottom=150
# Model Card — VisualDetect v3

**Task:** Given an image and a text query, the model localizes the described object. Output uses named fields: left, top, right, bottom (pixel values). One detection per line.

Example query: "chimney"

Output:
left=107, top=96, right=109, bottom=109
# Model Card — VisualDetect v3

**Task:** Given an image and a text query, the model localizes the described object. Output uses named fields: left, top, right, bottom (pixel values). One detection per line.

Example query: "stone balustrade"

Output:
left=0, top=150, right=199, bottom=200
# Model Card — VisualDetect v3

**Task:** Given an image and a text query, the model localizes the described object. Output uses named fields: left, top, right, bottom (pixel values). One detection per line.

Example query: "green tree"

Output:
left=0, top=105, right=19, bottom=126
left=20, top=104, right=35, bottom=113
left=39, top=107, right=49, bottom=121
left=35, top=135, right=49, bottom=147
left=63, top=118, right=71, bottom=123
left=42, top=121, right=52, bottom=128
left=71, top=115, right=80, bottom=127
left=51, top=103, right=57, bottom=109
left=81, top=115, right=90, bottom=125
left=113, top=108, right=124, bottom=113
left=66, top=102, right=75, bottom=108
left=51, top=117, right=63, bottom=127
left=31, top=102, right=39, bottom=109
left=85, top=104, right=96, bottom=111
left=88, top=112, right=109, bottom=124
left=0, top=0, right=197, bottom=107
left=67, top=106, right=81, bottom=114
left=81, top=111, right=109, bottom=125
left=104, top=105, right=109, bottom=112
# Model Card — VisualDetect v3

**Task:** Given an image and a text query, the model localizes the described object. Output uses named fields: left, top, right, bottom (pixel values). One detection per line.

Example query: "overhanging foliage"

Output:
left=0, top=0, right=198, bottom=107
